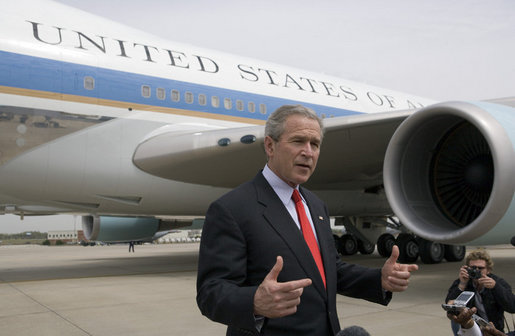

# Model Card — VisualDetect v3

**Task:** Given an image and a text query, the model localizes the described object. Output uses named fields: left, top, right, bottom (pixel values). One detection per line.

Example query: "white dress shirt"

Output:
left=262, top=164, right=319, bottom=241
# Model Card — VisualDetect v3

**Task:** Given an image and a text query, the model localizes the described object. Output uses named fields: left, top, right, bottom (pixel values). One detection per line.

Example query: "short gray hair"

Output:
left=265, top=105, right=324, bottom=142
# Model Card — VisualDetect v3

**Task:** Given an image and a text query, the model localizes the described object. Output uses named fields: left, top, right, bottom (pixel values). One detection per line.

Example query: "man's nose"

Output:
left=301, top=142, right=314, bottom=156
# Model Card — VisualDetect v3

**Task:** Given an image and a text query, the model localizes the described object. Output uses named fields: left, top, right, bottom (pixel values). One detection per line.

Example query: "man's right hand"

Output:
left=253, top=256, right=312, bottom=318
left=458, top=265, right=469, bottom=290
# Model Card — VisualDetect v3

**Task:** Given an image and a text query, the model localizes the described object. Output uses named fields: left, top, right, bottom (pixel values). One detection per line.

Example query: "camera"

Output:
left=467, top=267, right=482, bottom=280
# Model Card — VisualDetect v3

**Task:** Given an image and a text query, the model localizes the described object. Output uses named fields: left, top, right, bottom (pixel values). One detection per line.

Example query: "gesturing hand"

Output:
left=253, top=256, right=312, bottom=318
left=381, top=245, right=419, bottom=292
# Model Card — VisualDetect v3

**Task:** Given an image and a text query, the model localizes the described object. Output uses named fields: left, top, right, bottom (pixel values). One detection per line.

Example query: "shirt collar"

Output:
left=262, top=164, right=300, bottom=206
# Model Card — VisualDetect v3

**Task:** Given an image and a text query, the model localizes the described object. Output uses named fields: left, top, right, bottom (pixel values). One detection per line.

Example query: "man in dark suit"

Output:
left=196, top=105, right=418, bottom=335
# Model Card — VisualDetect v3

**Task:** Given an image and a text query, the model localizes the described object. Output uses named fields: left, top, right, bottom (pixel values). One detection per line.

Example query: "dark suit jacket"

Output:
left=196, top=172, right=391, bottom=336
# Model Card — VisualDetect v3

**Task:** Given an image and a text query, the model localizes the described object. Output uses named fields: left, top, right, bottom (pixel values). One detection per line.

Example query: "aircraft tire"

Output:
left=338, top=234, right=358, bottom=255
left=418, top=238, right=445, bottom=264
left=377, top=233, right=395, bottom=257
left=396, top=233, right=419, bottom=263
left=444, top=244, right=466, bottom=262
left=357, top=239, right=375, bottom=255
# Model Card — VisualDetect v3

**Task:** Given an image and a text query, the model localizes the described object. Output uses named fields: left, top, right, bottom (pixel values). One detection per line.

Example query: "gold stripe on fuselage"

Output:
left=0, top=85, right=266, bottom=125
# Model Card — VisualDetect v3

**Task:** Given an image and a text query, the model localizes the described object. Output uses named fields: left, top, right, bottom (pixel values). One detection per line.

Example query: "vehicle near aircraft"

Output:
left=0, top=0, right=513, bottom=264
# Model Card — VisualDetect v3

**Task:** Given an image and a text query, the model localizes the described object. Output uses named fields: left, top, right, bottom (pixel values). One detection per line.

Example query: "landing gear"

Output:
left=396, top=233, right=419, bottom=263
left=337, top=234, right=358, bottom=255
left=357, top=239, right=375, bottom=254
left=335, top=234, right=375, bottom=255
left=331, top=216, right=465, bottom=264
left=418, top=238, right=444, bottom=264
left=444, top=244, right=466, bottom=262
left=377, top=233, right=395, bottom=258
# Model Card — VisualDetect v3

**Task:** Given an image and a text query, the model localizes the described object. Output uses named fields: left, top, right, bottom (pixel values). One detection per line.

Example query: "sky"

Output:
left=1, top=0, right=514, bottom=233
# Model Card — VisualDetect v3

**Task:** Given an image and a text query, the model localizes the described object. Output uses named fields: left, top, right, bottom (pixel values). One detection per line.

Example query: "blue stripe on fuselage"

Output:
left=0, top=50, right=361, bottom=120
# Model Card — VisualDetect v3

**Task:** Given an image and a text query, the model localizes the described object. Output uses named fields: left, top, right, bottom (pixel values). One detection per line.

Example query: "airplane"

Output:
left=0, top=0, right=513, bottom=264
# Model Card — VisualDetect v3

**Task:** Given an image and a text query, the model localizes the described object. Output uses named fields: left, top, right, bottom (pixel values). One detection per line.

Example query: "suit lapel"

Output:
left=253, top=173, right=328, bottom=299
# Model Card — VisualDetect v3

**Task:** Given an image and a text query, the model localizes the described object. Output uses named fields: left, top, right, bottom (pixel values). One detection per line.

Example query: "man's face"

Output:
left=264, top=114, right=321, bottom=187
left=468, top=259, right=489, bottom=277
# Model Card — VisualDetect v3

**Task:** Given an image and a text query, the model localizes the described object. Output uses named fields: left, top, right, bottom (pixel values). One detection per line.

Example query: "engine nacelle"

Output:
left=384, top=101, right=515, bottom=245
left=82, top=215, right=203, bottom=242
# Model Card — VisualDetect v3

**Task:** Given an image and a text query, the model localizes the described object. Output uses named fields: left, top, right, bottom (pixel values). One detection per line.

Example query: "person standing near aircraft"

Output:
left=446, top=248, right=515, bottom=335
left=196, top=104, right=418, bottom=335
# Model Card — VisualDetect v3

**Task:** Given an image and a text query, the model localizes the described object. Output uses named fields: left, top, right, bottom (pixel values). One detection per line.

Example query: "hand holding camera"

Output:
left=477, top=274, right=496, bottom=289
left=459, top=265, right=496, bottom=290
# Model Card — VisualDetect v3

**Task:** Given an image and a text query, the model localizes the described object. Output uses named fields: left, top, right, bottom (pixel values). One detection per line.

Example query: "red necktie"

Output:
left=291, top=189, right=326, bottom=288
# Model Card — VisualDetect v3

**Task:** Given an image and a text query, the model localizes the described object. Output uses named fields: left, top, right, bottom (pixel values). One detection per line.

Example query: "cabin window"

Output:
left=248, top=102, right=256, bottom=113
left=171, top=90, right=180, bottom=102
left=236, top=100, right=244, bottom=111
left=156, top=87, right=165, bottom=100
left=259, top=103, right=267, bottom=115
left=211, top=96, right=220, bottom=108
left=141, top=85, right=151, bottom=98
left=198, top=94, right=207, bottom=106
left=84, top=76, right=95, bottom=90
left=185, top=91, right=194, bottom=104
left=224, top=98, right=232, bottom=110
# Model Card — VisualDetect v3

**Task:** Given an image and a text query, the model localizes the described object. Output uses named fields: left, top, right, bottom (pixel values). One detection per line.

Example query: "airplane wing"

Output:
left=133, top=109, right=412, bottom=190
left=134, top=100, right=515, bottom=248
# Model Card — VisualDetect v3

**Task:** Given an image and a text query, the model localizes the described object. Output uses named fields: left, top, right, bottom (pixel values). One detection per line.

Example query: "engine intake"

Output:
left=384, top=101, right=515, bottom=244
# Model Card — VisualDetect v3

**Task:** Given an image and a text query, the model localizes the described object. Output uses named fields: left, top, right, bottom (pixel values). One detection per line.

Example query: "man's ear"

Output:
left=264, top=136, right=275, bottom=157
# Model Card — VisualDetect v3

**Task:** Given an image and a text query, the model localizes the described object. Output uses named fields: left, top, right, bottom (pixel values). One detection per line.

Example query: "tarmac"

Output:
left=0, top=243, right=513, bottom=336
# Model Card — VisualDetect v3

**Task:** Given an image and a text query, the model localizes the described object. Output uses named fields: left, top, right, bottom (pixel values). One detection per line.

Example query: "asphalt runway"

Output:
left=0, top=243, right=513, bottom=335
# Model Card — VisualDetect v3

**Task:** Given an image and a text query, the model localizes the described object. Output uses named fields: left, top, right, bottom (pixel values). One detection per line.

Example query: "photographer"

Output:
left=446, top=249, right=515, bottom=335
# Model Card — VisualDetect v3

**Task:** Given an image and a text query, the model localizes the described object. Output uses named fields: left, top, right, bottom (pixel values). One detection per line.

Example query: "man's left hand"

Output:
left=381, top=245, right=419, bottom=292
left=478, top=275, right=496, bottom=289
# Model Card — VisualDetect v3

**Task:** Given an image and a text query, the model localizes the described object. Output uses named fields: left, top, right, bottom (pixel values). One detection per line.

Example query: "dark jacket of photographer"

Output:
left=446, top=273, right=515, bottom=332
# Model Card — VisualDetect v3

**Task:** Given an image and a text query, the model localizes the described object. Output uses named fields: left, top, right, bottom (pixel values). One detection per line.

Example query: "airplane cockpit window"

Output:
left=141, top=85, right=151, bottom=98
left=224, top=98, right=232, bottom=110
left=211, top=96, right=220, bottom=108
left=171, top=89, right=180, bottom=102
left=84, top=76, right=95, bottom=90
left=185, top=91, right=194, bottom=104
left=156, top=87, right=166, bottom=100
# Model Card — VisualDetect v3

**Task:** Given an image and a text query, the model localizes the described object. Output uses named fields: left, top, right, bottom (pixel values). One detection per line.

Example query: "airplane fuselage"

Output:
left=0, top=1, right=433, bottom=217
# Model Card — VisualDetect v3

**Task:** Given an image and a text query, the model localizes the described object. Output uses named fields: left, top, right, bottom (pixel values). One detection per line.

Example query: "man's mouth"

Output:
left=295, top=163, right=311, bottom=169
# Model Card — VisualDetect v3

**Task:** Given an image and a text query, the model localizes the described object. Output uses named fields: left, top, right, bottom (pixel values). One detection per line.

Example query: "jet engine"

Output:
left=82, top=215, right=203, bottom=242
left=384, top=101, right=515, bottom=245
